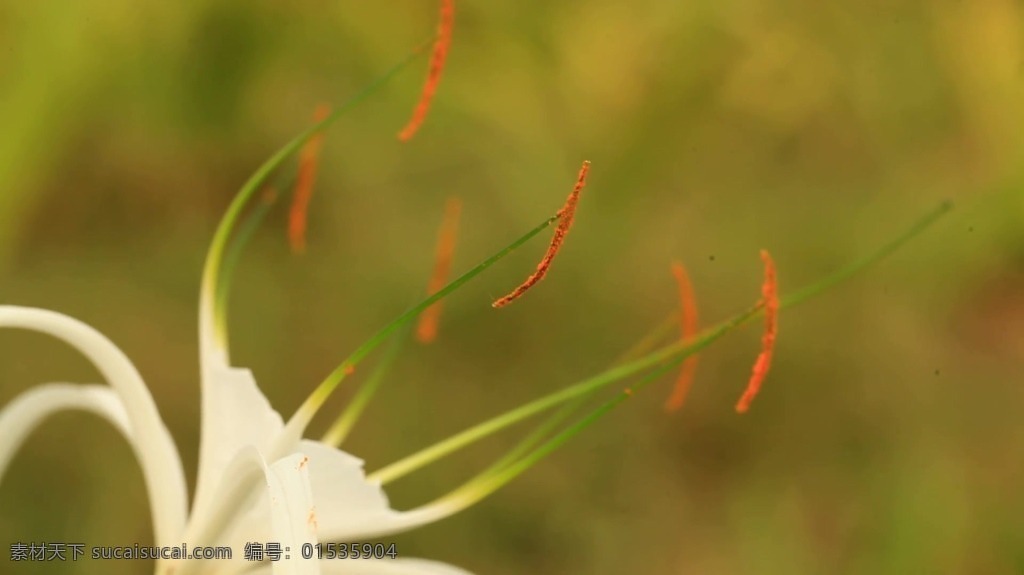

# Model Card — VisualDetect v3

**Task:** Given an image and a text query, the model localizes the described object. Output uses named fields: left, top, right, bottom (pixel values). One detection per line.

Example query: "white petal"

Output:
left=267, top=453, right=320, bottom=575
left=0, top=306, right=188, bottom=546
left=247, top=559, right=474, bottom=575
left=299, top=441, right=453, bottom=542
left=0, top=383, right=132, bottom=479
left=211, top=441, right=450, bottom=566
left=211, top=441, right=381, bottom=552
left=182, top=445, right=272, bottom=556
left=183, top=447, right=320, bottom=575
left=192, top=350, right=285, bottom=520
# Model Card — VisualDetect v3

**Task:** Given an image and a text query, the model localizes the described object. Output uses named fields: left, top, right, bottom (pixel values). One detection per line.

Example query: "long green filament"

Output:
left=290, top=213, right=561, bottom=429
left=330, top=230, right=667, bottom=456
left=780, top=200, right=953, bottom=307
left=369, top=304, right=761, bottom=484
left=215, top=188, right=281, bottom=330
left=369, top=200, right=953, bottom=485
left=322, top=330, right=408, bottom=446
left=425, top=363, right=675, bottom=517
left=480, top=311, right=679, bottom=478
left=201, top=40, right=431, bottom=349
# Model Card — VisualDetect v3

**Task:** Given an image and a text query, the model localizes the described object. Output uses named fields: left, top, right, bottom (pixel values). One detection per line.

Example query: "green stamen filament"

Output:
left=285, top=213, right=560, bottom=435
left=202, top=39, right=431, bottom=352
left=479, top=311, right=679, bottom=478
left=370, top=303, right=761, bottom=484
left=369, top=200, right=953, bottom=485
left=322, top=331, right=407, bottom=447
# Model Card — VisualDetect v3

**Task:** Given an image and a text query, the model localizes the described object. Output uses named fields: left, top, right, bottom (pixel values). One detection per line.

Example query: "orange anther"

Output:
left=398, top=0, right=455, bottom=141
left=288, top=104, right=332, bottom=254
left=492, top=161, right=590, bottom=308
left=664, top=261, right=700, bottom=412
left=417, top=197, right=463, bottom=343
left=736, top=250, right=778, bottom=413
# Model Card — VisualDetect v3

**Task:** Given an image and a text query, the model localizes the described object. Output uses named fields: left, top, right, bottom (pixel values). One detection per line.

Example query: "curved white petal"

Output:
left=0, top=306, right=187, bottom=546
left=248, top=559, right=474, bottom=575
left=0, top=383, right=132, bottom=479
left=179, top=447, right=319, bottom=575
left=213, top=441, right=389, bottom=554
left=210, top=440, right=450, bottom=573
left=193, top=350, right=285, bottom=519
left=299, top=441, right=453, bottom=542
left=181, top=445, right=271, bottom=561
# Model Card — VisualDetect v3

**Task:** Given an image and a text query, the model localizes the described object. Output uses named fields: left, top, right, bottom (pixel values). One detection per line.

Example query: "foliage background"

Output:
left=1, top=1, right=1022, bottom=573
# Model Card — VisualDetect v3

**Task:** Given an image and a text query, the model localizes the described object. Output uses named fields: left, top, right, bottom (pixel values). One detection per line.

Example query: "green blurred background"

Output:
left=1, top=1, right=1022, bottom=573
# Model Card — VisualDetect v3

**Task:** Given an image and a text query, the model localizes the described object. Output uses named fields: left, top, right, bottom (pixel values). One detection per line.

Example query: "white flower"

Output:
left=0, top=175, right=489, bottom=574
left=0, top=134, right=626, bottom=575
left=0, top=273, right=469, bottom=574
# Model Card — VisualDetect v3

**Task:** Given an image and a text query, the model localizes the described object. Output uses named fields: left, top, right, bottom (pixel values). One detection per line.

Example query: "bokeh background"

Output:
left=1, top=1, right=1023, bottom=574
